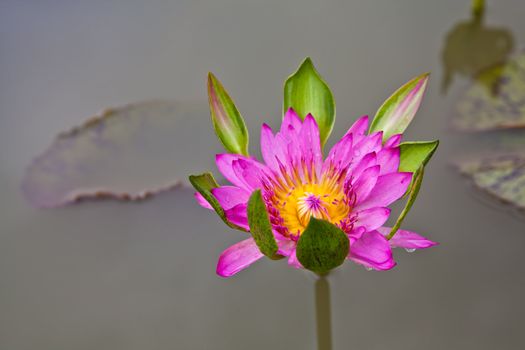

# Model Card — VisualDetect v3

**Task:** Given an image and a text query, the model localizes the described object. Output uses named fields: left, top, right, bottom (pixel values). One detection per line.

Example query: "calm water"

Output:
left=1, top=1, right=525, bottom=349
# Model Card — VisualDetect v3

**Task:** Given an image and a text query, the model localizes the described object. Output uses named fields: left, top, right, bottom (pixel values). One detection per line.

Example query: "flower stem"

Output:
left=471, top=0, right=485, bottom=19
left=315, top=275, right=332, bottom=350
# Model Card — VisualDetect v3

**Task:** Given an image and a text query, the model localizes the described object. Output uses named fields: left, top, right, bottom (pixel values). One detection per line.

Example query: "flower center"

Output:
left=297, top=192, right=329, bottom=222
left=264, top=174, right=354, bottom=239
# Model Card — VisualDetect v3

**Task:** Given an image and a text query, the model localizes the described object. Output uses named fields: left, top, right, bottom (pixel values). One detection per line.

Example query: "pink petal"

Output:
left=300, top=114, right=323, bottom=174
left=260, top=127, right=291, bottom=175
left=287, top=248, right=303, bottom=269
left=377, top=147, right=400, bottom=175
left=194, top=192, right=213, bottom=209
left=353, top=131, right=383, bottom=160
left=348, top=152, right=377, bottom=180
left=277, top=239, right=296, bottom=257
left=216, top=154, right=250, bottom=188
left=352, top=165, right=380, bottom=202
left=355, top=172, right=412, bottom=209
left=260, top=124, right=279, bottom=172
left=378, top=227, right=438, bottom=249
left=211, top=186, right=250, bottom=210
left=231, top=159, right=270, bottom=191
left=347, top=226, right=366, bottom=244
left=384, top=134, right=403, bottom=147
left=323, top=134, right=353, bottom=172
left=216, top=238, right=264, bottom=277
left=281, top=108, right=303, bottom=133
left=353, top=207, right=391, bottom=231
left=344, top=115, right=369, bottom=142
left=349, top=231, right=396, bottom=270
left=224, top=203, right=249, bottom=230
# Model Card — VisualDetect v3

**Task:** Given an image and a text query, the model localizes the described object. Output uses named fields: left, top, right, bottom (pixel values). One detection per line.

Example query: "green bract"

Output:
left=284, top=57, right=335, bottom=147
left=369, top=73, right=429, bottom=142
left=389, top=141, right=438, bottom=236
left=296, top=218, right=349, bottom=275
left=399, top=141, right=440, bottom=173
left=247, top=190, right=280, bottom=259
left=208, top=73, right=249, bottom=156
left=189, top=172, right=248, bottom=231
left=387, top=165, right=425, bottom=240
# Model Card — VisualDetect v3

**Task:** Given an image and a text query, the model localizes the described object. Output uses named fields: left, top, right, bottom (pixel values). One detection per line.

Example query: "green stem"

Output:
left=471, top=0, right=485, bottom=19
left=315, top=275, right=332, bottom=350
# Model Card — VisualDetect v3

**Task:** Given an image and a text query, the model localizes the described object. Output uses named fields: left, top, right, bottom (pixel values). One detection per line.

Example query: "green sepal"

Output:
left=284, top=57, right=335, bottom=146
left=399, top=140, right=439, bottom=173
left=189, top=172, right=248, bottom=232
left=369, top=73, right=430, bottom=142
left=387, top=165, right=424, bottom=240
left=247, top=190, right=280, bottom=259
left=208, top=73, right=249, bottom=156
left=296, top=218, right=349, bottom=275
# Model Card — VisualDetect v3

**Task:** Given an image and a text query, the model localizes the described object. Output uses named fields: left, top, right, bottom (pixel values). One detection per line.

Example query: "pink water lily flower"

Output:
left=196, top=109, right=437, bottom=277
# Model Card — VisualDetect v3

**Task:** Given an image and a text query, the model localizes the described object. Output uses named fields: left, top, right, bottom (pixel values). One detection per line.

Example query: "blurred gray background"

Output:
left=1, top=1, right=525, bottom=349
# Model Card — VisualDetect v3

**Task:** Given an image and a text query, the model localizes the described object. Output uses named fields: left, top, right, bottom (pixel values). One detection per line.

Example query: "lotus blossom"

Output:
left=196, top=109, right=437, bottom=277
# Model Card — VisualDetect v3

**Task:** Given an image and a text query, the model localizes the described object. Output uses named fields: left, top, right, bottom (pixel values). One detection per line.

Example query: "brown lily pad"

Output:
left=456, top=153, right=525, bottom=211
left=454, top=53, right=525, bottom=131
left=22, top=101, right=216, bottom=207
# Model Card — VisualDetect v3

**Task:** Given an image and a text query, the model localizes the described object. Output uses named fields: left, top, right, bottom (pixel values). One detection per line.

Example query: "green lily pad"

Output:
left=441, top=9, right=514, bottom=94
left=296, top=218, right=349, bottom=275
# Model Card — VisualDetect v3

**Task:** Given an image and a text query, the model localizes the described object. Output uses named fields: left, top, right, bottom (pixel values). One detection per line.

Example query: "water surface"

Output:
left=1, top=1, right=525, bottom=349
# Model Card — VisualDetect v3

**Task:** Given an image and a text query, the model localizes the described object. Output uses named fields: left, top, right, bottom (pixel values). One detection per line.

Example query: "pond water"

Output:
left=1, top=1, right=525, bottom=349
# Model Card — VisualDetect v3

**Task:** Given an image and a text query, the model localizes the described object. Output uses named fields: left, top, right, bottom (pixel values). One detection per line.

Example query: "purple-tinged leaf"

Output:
left=22, top=101, right=213, bottom=207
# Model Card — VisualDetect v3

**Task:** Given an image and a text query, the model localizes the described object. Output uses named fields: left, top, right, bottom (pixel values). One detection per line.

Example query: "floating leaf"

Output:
left=247, top=190, right=279, bottom=258
left=189, top=173, right=248, bottom=231
left=456, top=154, right=525, bottom=210
left=399, top=141, right=439, bottom=173
left=208, top=73, right=249, bottom=155
left=296, top=218, right=349, bottom=275
left=454, top=53, right=525, bottom=131
left=441, top=8, right=513, bottom=93
left=284, top=57, right=335, bottom=146
left=369, top=73, right=429, bottom=142
left=22, top=101, right=214, bottom=207
left=387, top=166, right=425, bottom=240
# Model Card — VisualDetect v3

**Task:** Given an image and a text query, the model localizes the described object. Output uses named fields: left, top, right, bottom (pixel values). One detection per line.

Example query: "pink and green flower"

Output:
left=191, top=58, right=438, bottom=277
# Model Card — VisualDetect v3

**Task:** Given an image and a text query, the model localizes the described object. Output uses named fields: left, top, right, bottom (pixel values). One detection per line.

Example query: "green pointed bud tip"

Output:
left=207, top=72, right=249, bottom=156
left=370, top=72, right=430, bottom=141
left=284, top=57, right=336, bottom=147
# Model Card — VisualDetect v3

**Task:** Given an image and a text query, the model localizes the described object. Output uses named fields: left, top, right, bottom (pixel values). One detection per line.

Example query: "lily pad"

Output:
left=456, top=153, right=525, bottom=210
left=22, top=101, right=215, bottom=207
left=441, top=11, right=514, bottom=94
left=454, top=53, right=525, bottom=131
